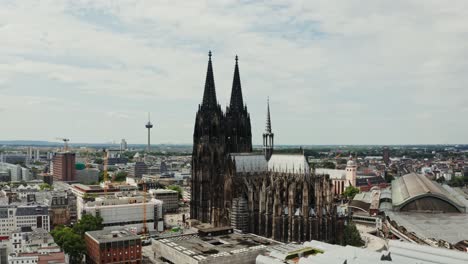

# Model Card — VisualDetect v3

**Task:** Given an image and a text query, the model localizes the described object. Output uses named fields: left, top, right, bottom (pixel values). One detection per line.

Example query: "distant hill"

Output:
left=0, top=140, right=59, bottom=146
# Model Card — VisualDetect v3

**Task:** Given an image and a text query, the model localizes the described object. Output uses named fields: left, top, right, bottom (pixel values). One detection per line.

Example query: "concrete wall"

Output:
left=153, top=239, right=266, bottom=264
left=205, top=250, right=265, bottom=264
left=153, top=240, right=198, bottom=264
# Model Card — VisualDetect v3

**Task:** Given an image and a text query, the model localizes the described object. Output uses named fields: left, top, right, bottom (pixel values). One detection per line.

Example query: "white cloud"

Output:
left=0, top=0, right=467, bottom=144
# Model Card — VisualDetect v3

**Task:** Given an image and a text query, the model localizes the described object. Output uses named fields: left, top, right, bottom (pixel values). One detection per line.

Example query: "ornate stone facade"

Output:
left=223, top=154, right=344, bottom=243
left=191, top=52, right=344, bottom=243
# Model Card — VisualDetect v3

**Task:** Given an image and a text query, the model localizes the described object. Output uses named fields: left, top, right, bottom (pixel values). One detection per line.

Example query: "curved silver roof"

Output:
left=392, top=173, right=466, bottom=213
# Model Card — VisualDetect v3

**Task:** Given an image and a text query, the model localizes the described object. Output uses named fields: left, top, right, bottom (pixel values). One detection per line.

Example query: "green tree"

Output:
left=51, top=226, right=86, bottom=263
left=336, top=159, right=348, bottom=165
left=343, top=186, right=360, bottom=199
left=318, top=161, right=336, bottom=169
left=39, top=183, right=53, bottom=190
left=114, top=171, right=128, bottom=182
left=98, top=171, right=107, bottom=182
left=449, top=176, right=465, bottom=187
left=94, top=158, right=103, bottom=165
left=167, top=185, right=183, bottom=199
left=436, top=176, right=446, bottom=184
left=343, top=222, right=363, bottom=247
left=384, top=172, right=395, bottom=183
left=73, top=214, right=103, bottom=237
left=82, top=193, right=97, bottom=201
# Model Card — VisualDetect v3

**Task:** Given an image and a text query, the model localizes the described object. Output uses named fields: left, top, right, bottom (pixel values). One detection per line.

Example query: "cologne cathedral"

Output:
left=191, top=52, right=344, bottom=243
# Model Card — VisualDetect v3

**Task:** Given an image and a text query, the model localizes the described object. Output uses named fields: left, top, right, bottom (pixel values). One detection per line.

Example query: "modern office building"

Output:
left=82, top=196, right=163, bottom=233
left=383, top=146, right=390, bottom=165
left=149, top=189, right=179, bottom=213
left=52, top=152, right=76, bottom=181
left=71, top=183, right=139, bottom=219
left=85, top=229, right=142, bottom=264
left=0, top=162, right=31, bottom=182
left=120, top=139, right=128, bottom=152
left=0, top=154, right=27, bottom=164
left=127, top=162, right=148, bottom=178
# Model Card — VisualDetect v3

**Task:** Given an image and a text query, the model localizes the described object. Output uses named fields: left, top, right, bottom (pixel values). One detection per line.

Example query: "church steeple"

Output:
left=265, top=97, right=272, bottom=133
left=263, top=98, right=274, bottom=161
left=229, top=55, right=244, bottom=111
left=225, top=55, right=252, bottom=154
left=201, top=51, right=218, bottom=109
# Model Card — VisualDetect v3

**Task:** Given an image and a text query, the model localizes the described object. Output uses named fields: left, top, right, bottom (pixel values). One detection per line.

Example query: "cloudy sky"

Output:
left=0, top=0, right=467, bottom=145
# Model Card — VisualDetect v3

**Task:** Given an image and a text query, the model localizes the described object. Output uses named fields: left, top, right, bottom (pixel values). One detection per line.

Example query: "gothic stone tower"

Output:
left=191, top=51, right=226, bottom=224
left=225, top=56, right=252, bottom=153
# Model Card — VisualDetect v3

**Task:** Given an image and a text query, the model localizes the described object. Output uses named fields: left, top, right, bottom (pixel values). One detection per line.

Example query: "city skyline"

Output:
left=1, top=1, right=468, bottom=145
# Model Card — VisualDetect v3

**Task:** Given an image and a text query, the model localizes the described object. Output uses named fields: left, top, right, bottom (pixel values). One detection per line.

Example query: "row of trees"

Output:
left=51, top=214, right=103, bottom=263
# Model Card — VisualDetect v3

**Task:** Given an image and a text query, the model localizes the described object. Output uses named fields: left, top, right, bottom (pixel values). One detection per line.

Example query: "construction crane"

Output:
left=55, top=138, right=70, bottom=152
left=102, top=149, right=109, bottom=197
left=142, top=182, right=148, bottom=235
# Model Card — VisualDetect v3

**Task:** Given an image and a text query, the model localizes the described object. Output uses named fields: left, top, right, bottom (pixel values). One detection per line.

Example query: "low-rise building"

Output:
left=7, top=227, right=65, bottom=264
left=36, top=191, right=77, bottom=227
left=10, top=227, right=59, bottom=254
left=85, top=229, right=142, bottom=264
left=8, top=251, right=65, bottom=264
left=71, top=183, right=138, bottom=219
left=0, top=204, right=50, bottom=237
left=82, top=196, right=163, bottom=233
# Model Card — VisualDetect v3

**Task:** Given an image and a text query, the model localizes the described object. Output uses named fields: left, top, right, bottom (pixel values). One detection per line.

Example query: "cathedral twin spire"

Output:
left=201, top=51, right=246, bottom=112
left=201, top=51, right=218, bottom=110
left=229, top=55, right=244, bottom=112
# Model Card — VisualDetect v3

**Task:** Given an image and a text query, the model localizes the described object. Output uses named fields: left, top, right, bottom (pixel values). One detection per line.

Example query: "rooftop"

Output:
left=258, top=240, right=468, bottom=264
left=230, top=154, right=268, bottom=173
left=230, top=153, right=310, bottom=174
left=268, top=154, right=310, bottom=174
left=86, top=229, right=140, bottom=243
left=151, top=189, right=178, bottom=194
left=386, top=211, right=468, bottom=244
left=155, top=233, right=278, bottom=261
left=315, top=168, right=346, bottom=180
left=392, top=173, right=466, bottom=213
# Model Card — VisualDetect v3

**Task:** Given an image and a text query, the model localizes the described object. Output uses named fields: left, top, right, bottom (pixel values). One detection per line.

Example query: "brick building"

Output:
left=85, top=229, right=142, bottom=264
left=52, top=152, right=76, bottom=181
